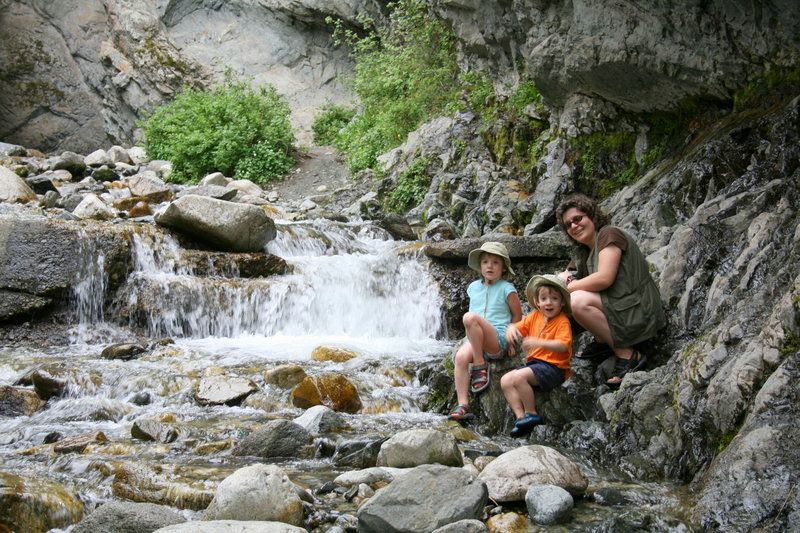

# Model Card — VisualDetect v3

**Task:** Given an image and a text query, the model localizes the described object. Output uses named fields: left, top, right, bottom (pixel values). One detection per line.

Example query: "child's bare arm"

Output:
left=505, top=323, right=522, bottom=355
left=522, top=336, right=568, bottom=353
left=507, top=292, right=522, bottom=322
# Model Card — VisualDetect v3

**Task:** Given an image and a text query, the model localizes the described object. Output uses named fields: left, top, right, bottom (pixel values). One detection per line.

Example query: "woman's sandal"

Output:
left=470, top=364, right=490, bottom=394
left=575, top=339, right=613, bottom=360
left=606, top=350, right=648, bottom=390
left=447, top=404, right=474, bottom=421
left=510, top=412, right=543, bottom=437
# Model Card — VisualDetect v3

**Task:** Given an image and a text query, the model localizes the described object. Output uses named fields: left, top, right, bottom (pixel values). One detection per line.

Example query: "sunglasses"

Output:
left=564, top=214, right=585, bottom=227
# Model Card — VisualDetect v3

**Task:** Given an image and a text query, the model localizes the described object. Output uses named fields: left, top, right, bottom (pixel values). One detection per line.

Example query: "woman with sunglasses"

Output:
left=555, top=193, right=665, bottom=389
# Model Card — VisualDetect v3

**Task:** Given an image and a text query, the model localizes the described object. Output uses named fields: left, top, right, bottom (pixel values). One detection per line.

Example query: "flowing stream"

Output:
left=0, top=214, right=693, bottom=531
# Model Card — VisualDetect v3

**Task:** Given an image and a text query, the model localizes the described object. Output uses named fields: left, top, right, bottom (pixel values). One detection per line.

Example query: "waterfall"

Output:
left=120, top=219, right=445, bottom=342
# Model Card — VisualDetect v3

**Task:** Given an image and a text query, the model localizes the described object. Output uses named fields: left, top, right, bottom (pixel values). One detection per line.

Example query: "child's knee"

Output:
left=462, top=312, right=480, bottom=328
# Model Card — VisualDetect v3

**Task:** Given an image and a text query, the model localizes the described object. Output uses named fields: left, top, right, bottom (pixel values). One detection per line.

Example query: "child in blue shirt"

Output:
left=447, top=242, right=522, bottom=421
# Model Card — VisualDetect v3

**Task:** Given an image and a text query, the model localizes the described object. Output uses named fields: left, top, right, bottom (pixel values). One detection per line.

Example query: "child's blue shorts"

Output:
left=523, top=359, right=566, bottom=391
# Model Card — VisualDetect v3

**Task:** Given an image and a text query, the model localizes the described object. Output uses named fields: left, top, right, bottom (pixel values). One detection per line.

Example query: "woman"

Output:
left=555, top=194, right=665, bottom=388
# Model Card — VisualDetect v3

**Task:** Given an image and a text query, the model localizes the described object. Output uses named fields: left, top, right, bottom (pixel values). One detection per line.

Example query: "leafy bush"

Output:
left=385, top=157, right=431, bottom=213
left=312, top=104, right=356, bottom=145
left=328, top=0, right=459, bottom=173
left=139, top=77, right=295, bottom=184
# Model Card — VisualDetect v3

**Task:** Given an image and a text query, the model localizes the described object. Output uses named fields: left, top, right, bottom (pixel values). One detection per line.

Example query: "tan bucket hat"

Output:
left=467, top=242, right=514, bottom=276
left=525, top=274, right=571, bottom=314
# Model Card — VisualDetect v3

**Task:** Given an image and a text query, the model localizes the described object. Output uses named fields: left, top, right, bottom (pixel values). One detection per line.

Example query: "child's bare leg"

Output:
left=500, top=367, right=539, bottom=419
left=463, top=312, right=501, bottom=361
left=453, top=342, right=474, bottom=406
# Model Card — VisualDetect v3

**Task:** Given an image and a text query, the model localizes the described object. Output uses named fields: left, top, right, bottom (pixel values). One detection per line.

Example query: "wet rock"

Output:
left=127, top=200, right=153, bottom=218
left=84, top=148, right=113, bottom=167
left=176, top=184, right=237, bottom=201
left=195, top=375, right=258, bottom=406
left=199, top=172, right=229, bottom=187
left=378, top=212, right=418, bottom=241
left=264, top=364, right=308, bottom=389
left=154, top=195, right=277, bottom=252
left=91, top=166, right=119, bottom=182
left=0, top=166, right=37, bottom=203
left=24, top=174, right=58, bottom=194
left=357, top=464, right=487, bottom=533
left=332, top=437, right=388, bottom=469
left=73, top=193, right=118, bottom=220
left=31, top=365, right=101, bottom=400
left=131, top=418, right=179, bottom=443
left=0, top=385, right=46, bottom=416
left=334, top=466, right=399, bottom=488
left=112, top=462, right=214, bottom=510
left=0, top=471, right=83, bottom=533
left=101, top=342, right=147, bottom=360
left=486, top=512, right=530, bottom=533
left=591, top=486, right=626, bottom=506
left=228, top=179, right=263, bottom=197
left=0, top=290, right=52, bottom=321
left=232, top=419, right=311, bottom=458
left=310, top=345, right=357, bottom=363
left=153, top=521, right=307, bottom=532
left=290, top=373, right=362, bottom=413
left=0, top=142, right=26, bottom=156
left=53, top=431, right=109, bottom=453
left=432, top=519, right=488, bottom=533
left=51, top=151, right=86, bottom=177
left=525, top=484, right=573, bottom=524
left=293, top=405, right=347, bottom=434
left=180, top=250, right=288, bottom=278
left=422, top=218, right=457, bottom=241
left=126, top=172, right=174, bottom=203
left=376, top=429, right=464, bottom=468
left=477, top=445, right=588, bottom=502
left=71, top=501, right=186, bottom=533
left=202, top=464, right=304, bottom=525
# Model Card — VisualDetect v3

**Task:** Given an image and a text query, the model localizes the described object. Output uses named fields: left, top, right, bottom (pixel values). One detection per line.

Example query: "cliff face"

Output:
left=0, top=0, right=377, bottom=152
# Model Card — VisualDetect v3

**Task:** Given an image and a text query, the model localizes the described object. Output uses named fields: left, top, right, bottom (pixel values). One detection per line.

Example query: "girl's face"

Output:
left=535, top=286, right=564, bottom=319
left=562, top=207, right=596, bottom=247
left=480, top=253, right=506, bottom=283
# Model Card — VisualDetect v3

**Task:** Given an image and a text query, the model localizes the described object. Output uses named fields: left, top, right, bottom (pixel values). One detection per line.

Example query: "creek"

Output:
left=1, top=212, right=694, bottom=531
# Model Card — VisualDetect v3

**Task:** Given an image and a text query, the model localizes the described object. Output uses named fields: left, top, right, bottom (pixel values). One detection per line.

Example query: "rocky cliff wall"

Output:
left=0, top=0, right=381, bottom=152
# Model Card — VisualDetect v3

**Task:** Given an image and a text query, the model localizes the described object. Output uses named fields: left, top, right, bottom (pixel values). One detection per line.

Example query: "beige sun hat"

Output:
left=525, top=274, right=571, bottom=314
left=467, top=242, right=514, bottom=276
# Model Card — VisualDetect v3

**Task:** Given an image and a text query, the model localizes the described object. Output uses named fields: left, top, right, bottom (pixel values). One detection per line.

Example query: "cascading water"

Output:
left=0, top=216, right=456, bottom=527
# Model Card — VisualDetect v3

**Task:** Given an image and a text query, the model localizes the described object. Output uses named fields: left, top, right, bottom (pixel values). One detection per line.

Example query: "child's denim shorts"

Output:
left=523, top=359, right=566, bottom=391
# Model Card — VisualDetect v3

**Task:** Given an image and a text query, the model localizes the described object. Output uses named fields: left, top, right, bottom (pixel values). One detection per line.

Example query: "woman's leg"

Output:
left=570, top=290, right=633, bottom=359
left=500, top=367, right=539, bottom=419
left=463, top=312, right=502, bottom=360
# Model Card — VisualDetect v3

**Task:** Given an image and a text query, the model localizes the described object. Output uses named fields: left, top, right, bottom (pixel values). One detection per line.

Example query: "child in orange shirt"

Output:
left=502, top=274, right=572, bottom=437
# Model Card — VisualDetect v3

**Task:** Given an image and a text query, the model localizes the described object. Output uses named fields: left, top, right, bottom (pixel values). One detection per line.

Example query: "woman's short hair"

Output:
left=555, top=193, right=611, bottom=237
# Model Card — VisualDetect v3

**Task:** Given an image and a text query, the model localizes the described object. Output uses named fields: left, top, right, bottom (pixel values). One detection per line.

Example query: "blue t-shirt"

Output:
left=467, top=279, right=517, bottom=339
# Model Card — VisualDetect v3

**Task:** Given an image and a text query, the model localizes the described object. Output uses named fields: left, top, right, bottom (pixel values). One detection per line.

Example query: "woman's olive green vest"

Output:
left=587, top=227, right=665, bottom=347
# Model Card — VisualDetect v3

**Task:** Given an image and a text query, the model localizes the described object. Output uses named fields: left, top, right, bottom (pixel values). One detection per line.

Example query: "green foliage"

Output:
left=734, top=66, right=800, bottom=111
left=571, top=132, right=639, bottom=199
left=139, top=76, right=295, bottom=184
left=312, top=104, right=356, bottom=145
left=780, top=333, right=800, bottom=358
left=385, top=157, right=431, bottom=213
left=328, top=0, right=459, bottom=173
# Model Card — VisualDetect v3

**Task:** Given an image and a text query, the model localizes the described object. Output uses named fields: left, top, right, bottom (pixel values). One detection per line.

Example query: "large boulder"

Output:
left=71, top=501, right=186, bottom=533
left=477, top=445, right=588, bottom=502
left=357, top=464, right=488, bottom=533
left=202, top=464, right=304, bottom=526
left=231, top=419, right=311, bottom=458
left=154, top=195, right=277, bottom=252
left=0, top=166, right=37, bottom=203
left=290, top=373, right=362, bottom=413
left=376, top=429, right=463, bottom=468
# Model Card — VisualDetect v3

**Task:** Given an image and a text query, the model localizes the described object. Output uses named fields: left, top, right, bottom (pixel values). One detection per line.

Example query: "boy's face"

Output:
left=535, top=286, right=563, bottom=319
left=479, top=252, right=506, bottom=282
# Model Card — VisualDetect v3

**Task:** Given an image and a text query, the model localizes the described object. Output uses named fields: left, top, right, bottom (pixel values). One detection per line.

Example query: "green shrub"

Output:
left=312, top=104, right=356, bottom=145
left=385, top=157, right=431, bottom=213
left=139, top=76, right=295, bottom=184
left=328, top=0, right=459, bottom=173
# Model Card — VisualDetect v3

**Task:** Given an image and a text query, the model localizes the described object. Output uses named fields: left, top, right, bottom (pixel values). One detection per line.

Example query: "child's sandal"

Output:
left=470, top=364, right=490, bottom=394
left=447, top=404, right=474, bottom=421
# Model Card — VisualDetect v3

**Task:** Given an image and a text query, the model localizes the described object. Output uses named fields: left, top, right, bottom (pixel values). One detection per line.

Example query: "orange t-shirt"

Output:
left=514, top=311, right=573, bottom=379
